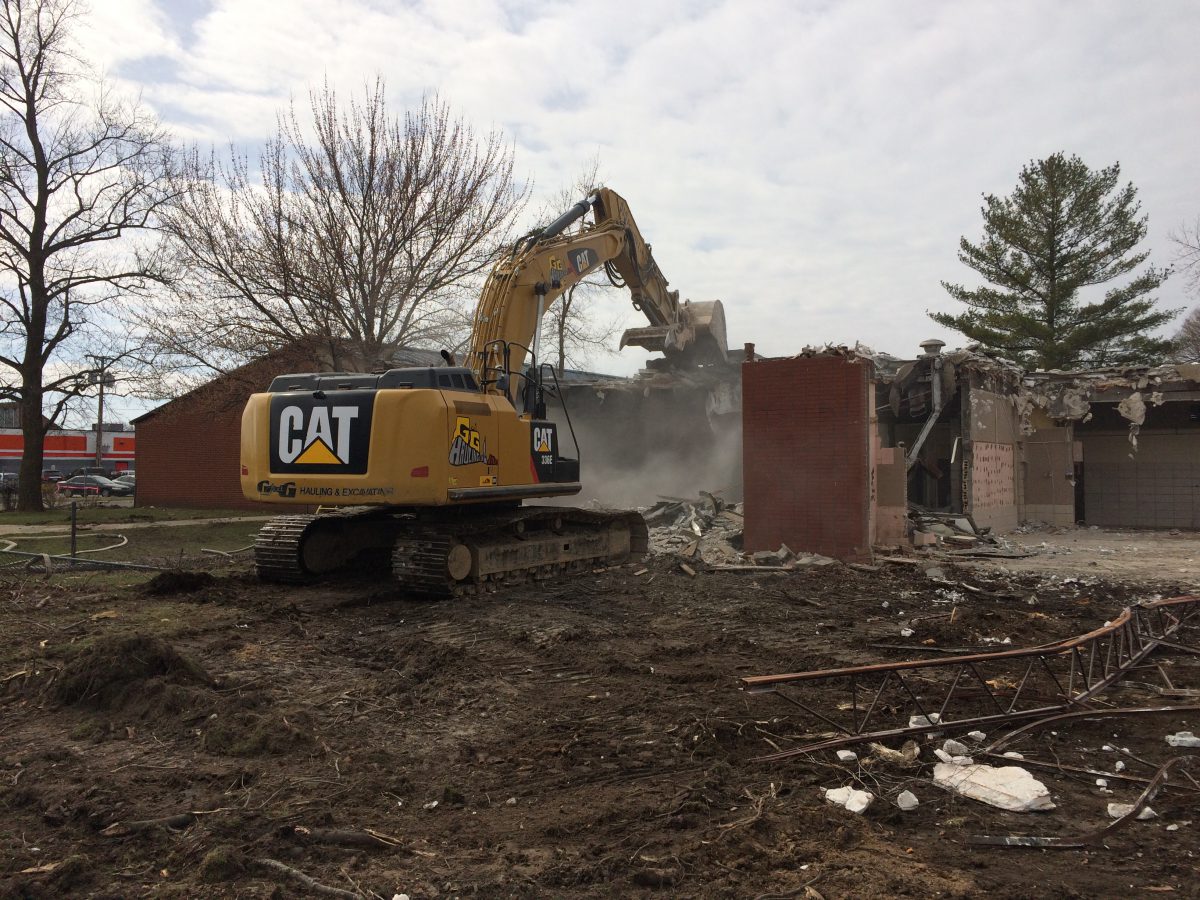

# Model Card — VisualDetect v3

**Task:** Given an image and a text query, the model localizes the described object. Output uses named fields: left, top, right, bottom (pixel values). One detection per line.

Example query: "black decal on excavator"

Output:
left=270, top=391, right=375, bottom=474
left=257, top=480, right=296, bottom=498
left=567, top=247, right=599, bottom=276
left=531, top=421, right=557, bottom=482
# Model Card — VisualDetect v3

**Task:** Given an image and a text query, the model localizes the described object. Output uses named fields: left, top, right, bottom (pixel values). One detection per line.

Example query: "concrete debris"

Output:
left=896, top=790, right=920, bottom=811
left=942, top=739, right=971, bottom=756
left=934, top=748, right=974, bottom=766
left=1107, top=802, right=1156, bottom=821
left=1002, top=751, right=1024, bottom=760
left=908, top=506, right=1001, bottom=549
left=836, top=750, right=858, bottom=763
left=966, top=731, right=987, bottom=742
left=933, top=763, right=1055, bottom=812
left=644, top=495, right=744, bottom=565
left=645, top=494, right=849, bottom=570
left=1165, top=731, right=1200, bottom=748
left=824, top=785, right=874, bottom=814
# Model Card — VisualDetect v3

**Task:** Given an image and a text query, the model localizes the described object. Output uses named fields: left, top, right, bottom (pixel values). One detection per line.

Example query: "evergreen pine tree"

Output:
left=931, top=153, right=1175, bottom=369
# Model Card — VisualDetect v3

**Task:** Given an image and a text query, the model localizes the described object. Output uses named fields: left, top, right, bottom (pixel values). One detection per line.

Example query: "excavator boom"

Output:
left=468, top=187, right=728, bottom=382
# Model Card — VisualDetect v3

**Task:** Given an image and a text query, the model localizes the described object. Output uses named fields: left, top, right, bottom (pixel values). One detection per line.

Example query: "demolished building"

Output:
left=741, top=344, right=1200, bottom=562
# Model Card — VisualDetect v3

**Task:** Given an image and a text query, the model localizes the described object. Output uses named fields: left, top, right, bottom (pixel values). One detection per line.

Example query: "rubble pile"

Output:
left=909, top=505, right=997, bottom=548
left=642, top=494, right=745, bottom=565
left=642, top=493, right=842, bottom=569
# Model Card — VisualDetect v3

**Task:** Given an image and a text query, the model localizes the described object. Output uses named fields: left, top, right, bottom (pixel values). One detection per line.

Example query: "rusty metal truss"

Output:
left=743, top=595, right=1200, bottom=760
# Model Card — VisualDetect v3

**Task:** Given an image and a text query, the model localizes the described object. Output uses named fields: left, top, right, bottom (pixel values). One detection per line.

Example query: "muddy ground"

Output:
left=1, top=526, right=1199, bottom=898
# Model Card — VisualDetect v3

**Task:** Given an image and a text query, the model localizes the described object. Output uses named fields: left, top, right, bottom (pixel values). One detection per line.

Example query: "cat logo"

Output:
left=533, top=426, right=554, bottom=454
left=567, top=247, right=597, bottom=276
left=269, top=392, right=374, bottom=474
left=279, top=406, right=358, bottom=464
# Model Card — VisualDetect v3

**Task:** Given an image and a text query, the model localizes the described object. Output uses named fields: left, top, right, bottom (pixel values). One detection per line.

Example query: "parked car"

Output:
left=69, top=466, right=112, bottom=478
left=41, top=469, right=64, bottom=483
left=56, top=475, right=133, bottom=497
left=114, top=473, right=135, bottom=487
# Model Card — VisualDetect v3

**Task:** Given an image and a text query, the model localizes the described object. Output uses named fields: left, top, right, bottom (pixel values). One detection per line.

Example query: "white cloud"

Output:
left=80, top=0, right=1200, bottom=373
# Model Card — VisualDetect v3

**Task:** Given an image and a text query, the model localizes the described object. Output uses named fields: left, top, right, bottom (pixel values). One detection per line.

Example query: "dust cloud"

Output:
left=546, top=378, right=743, bottom=510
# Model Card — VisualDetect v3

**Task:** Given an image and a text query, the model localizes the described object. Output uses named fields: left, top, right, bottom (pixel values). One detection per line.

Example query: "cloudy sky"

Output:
left=76, top=0, right=1200, bottom=418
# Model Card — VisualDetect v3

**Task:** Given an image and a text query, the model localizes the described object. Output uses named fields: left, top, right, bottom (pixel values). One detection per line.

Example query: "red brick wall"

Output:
left=742, top=356, right=872, bottom=562
left=137, top=398, right=259, bottom=510
left=136, top=351, right=320, bottom=511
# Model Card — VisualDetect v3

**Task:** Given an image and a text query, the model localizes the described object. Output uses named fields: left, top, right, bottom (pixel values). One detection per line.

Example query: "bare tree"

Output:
left=1173, top=307, right=1200, bottom=363
left=145, top=83, right=527, bottom=386
left=537, top=158, right=621, bottom=376
left=0, top=0, right=171, bottom=510
left=1168, top=219, right=1200, bottom=362
left=1171, top=217, right=1200, bottom=296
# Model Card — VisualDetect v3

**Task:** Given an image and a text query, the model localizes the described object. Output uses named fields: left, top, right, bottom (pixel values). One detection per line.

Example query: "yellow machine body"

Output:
left=241, top=385, right=575, bottom=508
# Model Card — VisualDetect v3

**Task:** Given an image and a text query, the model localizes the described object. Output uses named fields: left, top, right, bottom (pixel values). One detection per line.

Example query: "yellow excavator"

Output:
left=239, top=188, right=728, bottom=593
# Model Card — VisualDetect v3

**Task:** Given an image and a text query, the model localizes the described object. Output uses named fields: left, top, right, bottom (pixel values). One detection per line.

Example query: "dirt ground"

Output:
left=971, top=528, right=1200, bottom=582
left=1, top=524, right=1198, bottom=899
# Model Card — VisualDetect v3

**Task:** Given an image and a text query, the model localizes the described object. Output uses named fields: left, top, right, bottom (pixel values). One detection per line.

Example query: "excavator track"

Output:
left=253, top=506, right=647, bottom=595
left=253, top=515, right=319, bottom=584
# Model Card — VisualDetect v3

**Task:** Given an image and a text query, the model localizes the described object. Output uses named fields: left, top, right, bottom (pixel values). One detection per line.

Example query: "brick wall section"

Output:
left=742, top=356, right=872, bottom=562
left=135, top=348, right=323, bottom=511
left=137, top=397, right=259, bottom=510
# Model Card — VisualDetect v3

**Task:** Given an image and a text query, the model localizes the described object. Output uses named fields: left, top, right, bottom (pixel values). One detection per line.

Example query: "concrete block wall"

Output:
left=1082, top=431, right=1200, bottom=528
left=742, top=355, right=872, bottom=562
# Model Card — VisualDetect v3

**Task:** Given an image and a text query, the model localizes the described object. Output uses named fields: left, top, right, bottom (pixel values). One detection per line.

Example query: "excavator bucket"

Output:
left=620, top=299, right=729, bottom=367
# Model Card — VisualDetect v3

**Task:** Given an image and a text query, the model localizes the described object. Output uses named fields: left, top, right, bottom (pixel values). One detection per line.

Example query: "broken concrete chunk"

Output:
left=932, top=763, right=1055, bottom=812
left=942, top=739, right=971, bottom=756
left=896, top=790, right=919, bottom=811
left=966, top=731, right=986, bottom=742
left=824, top=786, right=874, bottom=814
left=835, top=750, right=858, bottom=763
left=1107, top=802, right=1156, bottom=821
left=908, top=714, right=941, bottom=729
left=924, top=567, right=946, bottom=580
left=1166, top=731, right=1200, bottom=748
left=1001, top=751, right=1024, bottom=760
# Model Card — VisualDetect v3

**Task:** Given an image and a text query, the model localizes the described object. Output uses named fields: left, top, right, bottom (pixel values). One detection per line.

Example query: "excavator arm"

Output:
left=466, top=187, right=727, bottom=386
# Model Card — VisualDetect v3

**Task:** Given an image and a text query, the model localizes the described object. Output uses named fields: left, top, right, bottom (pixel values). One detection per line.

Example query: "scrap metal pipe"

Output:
left=743, top=595, right=1199, bottom=760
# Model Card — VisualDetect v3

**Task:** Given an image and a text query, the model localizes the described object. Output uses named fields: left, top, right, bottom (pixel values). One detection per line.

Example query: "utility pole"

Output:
left=86, top=356, right=117, bottom=470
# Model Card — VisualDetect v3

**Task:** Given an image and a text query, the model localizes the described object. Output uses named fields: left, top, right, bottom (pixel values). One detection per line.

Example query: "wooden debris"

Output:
left=255, top=858, right=361, bottom=899
left=679, top=563, right=697, bottom=578
left=633, top=568, right=649, bottom=576
left=102, top=812, right=197, bottom=836
left=292, top=825, right=402, bottom=849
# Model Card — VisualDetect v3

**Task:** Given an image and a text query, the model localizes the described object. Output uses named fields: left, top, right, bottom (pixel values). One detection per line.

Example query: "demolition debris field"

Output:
left=1, top=524, right=1199, bottom=898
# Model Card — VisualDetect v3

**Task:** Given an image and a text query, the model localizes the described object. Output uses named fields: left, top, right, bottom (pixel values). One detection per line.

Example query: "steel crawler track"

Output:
left=254, top=505, right=648, bottom=596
